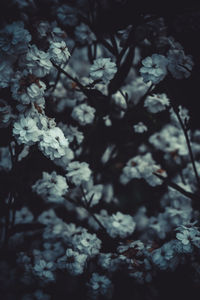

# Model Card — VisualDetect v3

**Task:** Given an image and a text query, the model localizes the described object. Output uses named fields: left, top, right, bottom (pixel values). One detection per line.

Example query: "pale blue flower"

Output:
left=140, top=54, right=168, bottom=84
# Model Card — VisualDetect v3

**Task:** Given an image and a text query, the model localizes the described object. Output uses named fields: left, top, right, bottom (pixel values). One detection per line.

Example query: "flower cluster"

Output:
left=32, top=171, right=68, bottom=203
left=120, top=153, right=167, bottom=186
left=1, top=2, right=200, bottom=300
left=140, top=48, right=194, bottom=84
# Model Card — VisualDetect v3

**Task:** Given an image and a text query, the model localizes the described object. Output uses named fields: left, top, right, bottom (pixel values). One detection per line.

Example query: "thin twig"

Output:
left=80, top=186, right=110, bottom=234
left=119, top=89, right=128, bottom=106
left=172, top=105, right=200, bottom=189
left=49, top=45, right=76, bottom=92
left=153, top=172, right=200, bottom=201
left=92, top=42, right=97, bottom=61
left=9, top=142, right=15, bottom=167
left=51, top=61, right=86, bottom=93
left=116, top=27, right=133, bottom=66
left=89, top=211, right=107, bottom=232
left=110, top=34, right=119, bottom=57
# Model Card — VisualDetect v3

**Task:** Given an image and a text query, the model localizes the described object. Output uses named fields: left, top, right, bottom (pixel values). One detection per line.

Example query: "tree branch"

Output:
left=153, top=172, right=200, bottom=201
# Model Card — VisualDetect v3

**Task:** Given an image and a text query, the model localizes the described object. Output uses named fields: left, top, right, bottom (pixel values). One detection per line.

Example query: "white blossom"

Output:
left=0, top=21, right=31, bottom=56
left=87, top=273, right=113, bottom=299
left=21, top=45, right=52, bottom=78
left=72, top=230, right=102, bottom=257
left=71, top=103, right=96, bottom=126
left=15, top=207, right=34, bottom=224
left=37, top=209, right=60, bottom=225
left=167, top=49, right=194, bottom=79
left=105, top=212, right=136, bottom=238
left=13, top=115, right=41, bottom=145
left=90, top=58, right=117, bottom=83
left=57, top=248, right=87, bottom=275
left=49, top=41, right=70, bottom=65
left=134, top=122, right=147, bottom=133
left=140, top=54, right=168, bottom=84
left=144, top=93, right=170, bottom=113
left=151, top=241, right=179, bottom=271
left=39, top=127, right=70, bottom=160
left=120, top=153, right=166, bottom=186
left=11, top=71, right=46, bottom=105
left=176, top=225, right=200, bottom=248
left=33, top=259, right=55, bottom=282
left=66, top=161, right=91, bottom=186
left=149, top=124, right=188, bottom=156
left=32, top=171, right=68, bottom=203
